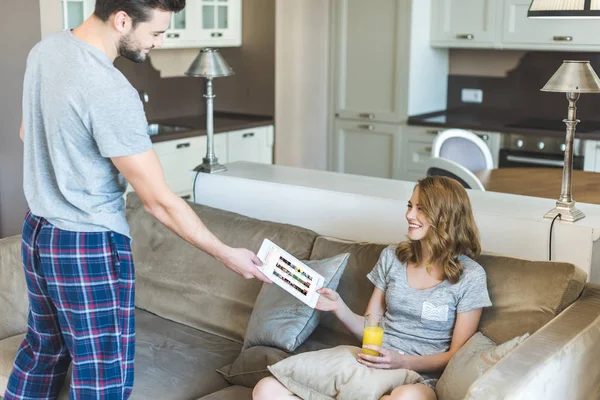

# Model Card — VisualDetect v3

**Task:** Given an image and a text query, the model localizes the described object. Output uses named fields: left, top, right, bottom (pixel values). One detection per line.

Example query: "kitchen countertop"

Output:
left=407, top=108, right=600, bottom=140
left=149, top=112, right=274, bottom=143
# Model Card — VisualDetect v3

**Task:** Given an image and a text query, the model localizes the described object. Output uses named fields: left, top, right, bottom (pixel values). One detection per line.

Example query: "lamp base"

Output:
left=193, top=158, right=227, bottom=174
left=543, top=200, right=585, bottom=222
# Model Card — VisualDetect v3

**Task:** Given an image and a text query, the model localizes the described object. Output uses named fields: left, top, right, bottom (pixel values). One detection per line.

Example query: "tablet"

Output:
left=256, top=238, right=325, bottom=308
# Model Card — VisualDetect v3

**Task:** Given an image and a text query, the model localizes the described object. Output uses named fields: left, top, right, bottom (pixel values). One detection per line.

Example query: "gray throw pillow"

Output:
left=243, top=253, right=350, bottom=352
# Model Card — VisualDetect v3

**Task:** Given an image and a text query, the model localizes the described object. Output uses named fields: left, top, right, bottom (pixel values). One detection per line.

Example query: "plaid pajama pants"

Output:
left=4, top=211, right=135, bottom=400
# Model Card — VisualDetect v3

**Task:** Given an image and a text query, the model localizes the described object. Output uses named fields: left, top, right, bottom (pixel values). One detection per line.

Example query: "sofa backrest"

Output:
left=0, top=235, right=29, bottom=340
left=126, top=194, right=319, bottom=343
left=309, top=236, right=587, bottom=344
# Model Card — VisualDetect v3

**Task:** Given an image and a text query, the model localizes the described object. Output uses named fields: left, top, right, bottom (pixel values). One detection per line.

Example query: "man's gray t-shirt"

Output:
left=367, top=245, right=492, bottom=356
left=22, top=30, right=152, bottom=238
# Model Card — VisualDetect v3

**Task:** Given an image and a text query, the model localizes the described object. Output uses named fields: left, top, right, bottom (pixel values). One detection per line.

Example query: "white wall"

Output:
left=274, top=0, right=330, bottom=170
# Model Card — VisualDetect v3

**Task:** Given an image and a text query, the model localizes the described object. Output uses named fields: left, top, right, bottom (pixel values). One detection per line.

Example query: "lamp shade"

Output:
left=185, top=48, right=234, bottom=78
left=541, top=60, right=600, bottom=93
left=528, top=0, right=600, bottom=17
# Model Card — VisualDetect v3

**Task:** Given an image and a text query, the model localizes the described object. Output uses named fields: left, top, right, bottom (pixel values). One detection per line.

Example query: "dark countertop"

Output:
left=407, top=108, right=600, bottom=140
left=149, top=112, right=274, bottom=143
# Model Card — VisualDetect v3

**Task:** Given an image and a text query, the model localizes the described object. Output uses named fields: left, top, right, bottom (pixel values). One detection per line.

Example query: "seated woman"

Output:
left=253, top=176, right=492, bottom=400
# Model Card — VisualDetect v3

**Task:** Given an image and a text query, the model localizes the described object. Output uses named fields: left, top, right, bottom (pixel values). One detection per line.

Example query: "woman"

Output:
left=253, top=176, right=492, bottom=400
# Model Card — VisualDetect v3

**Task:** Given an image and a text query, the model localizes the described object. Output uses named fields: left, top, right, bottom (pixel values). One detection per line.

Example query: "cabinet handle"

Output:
left=553, top=36, right=573, bottom=42
left=456, top=34, right=474, bottom=40
left=425, top=146, right=432, bottom=152
left=359, top=113, right=375, bottom=120
left=181, top=195, right=191, bottom=200
left=242, top=132, right=255, bottom=138
left=211, top=32, right=223, bottom=38
left=478, top=134, right=489, bottom=141
left=167, top=33, right=180, bottom=39
left=426, top=130, right=439, bottom=135
left=358, top=124, right=374, bottom=131
left=176, top=142, right=191, bottom=149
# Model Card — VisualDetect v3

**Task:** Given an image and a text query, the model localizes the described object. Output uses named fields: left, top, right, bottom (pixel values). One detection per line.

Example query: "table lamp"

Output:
left=185, top=48, right=234, bottom=173
left=541, top=60, right=600, bottom=222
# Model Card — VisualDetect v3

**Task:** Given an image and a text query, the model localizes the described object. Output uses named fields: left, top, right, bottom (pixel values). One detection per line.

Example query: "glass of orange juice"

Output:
left=362, top=314, right=384, bottom=356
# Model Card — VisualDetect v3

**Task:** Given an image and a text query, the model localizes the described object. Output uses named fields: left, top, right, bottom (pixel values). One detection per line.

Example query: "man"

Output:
left=5, top=1, right=270, bottom=399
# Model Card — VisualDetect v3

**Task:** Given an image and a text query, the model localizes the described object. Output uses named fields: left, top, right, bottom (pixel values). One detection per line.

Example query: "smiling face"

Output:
left=115, top=8, right=171, bottom=63
left=405, top=188, right=432, bottom=242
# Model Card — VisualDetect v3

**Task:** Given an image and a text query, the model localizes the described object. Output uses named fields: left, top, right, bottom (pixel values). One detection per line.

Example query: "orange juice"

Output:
left=362, top=326, right=384, bottom=356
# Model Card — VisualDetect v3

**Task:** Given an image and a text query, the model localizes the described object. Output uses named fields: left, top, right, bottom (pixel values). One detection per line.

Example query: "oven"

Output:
left=499, top=133, right=584, bottom=170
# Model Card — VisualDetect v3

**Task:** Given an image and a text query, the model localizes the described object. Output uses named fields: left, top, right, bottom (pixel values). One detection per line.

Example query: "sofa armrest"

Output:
left=0, top=235, right=29, bottom=341
left=466, top=283, right=600, bottom=400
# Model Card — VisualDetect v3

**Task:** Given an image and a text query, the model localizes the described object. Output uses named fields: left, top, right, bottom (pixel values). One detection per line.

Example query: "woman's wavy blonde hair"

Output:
left=396, top=176, right=481, bottom=284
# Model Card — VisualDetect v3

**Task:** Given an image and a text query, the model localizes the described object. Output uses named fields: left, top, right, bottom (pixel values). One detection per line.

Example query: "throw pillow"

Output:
left=217, top=346, right=289, bottom=388
left=243, top=253, right=350, bottom=352
left=436, top=331, right=530, bottom=400
left=268, top=345, right=423, bottom=400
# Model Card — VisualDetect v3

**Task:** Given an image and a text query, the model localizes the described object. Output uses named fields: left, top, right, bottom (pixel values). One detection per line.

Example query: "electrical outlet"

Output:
left=461, top=88, right=483, bottom=104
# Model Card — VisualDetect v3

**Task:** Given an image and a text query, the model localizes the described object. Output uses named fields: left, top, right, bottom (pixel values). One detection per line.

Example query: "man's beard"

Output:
left=118, top=33, right=147, bottom=63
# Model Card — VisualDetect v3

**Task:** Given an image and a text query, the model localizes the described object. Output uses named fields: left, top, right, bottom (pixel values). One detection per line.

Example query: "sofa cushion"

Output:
left=243, top=253, right=350, bottom=352
left=196, top=385, right=253, bottom=400
left=0, top=235, right=29, bottom=341
left=435, top=331, right=529, bottom=400
left=132, top=308, right=241, bottom=399
left=126, top=194, right=319, bottom=343
left=475, top=254, right=587, bottom=344
left=310, top=236, right=588, bottom=345
left=308, top=236, right=389, bottom=335
left=0, top=309, right=243, bottom=400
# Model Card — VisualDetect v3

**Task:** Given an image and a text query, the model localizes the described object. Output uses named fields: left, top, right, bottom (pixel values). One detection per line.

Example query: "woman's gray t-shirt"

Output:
left=366, top=245, right=492, bottom=357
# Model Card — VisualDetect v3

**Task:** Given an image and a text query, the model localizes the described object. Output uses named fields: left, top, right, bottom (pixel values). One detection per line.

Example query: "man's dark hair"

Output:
left=95, top=0, right=186, bottom=27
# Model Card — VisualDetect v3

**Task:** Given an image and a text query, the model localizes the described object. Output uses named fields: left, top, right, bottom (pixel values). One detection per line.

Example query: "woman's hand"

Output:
left=315, top=288, right=343, bottom=313
left=357, top=346, right=410, bottom=370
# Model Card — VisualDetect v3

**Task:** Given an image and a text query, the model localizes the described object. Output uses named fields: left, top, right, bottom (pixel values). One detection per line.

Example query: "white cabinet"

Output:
left=162, top=0, right=242, bottom=49
left=396, top=126, right=502, bottom=182
left=227, top=126, right=274, bottom=164
left=334, top=120, right=400, bottom=179
left=330, top=0, right=448, bottom=177
left=332, top=0, right=409, bottom=123
left=431, top=0, right=600, bottom=50
left=61, top=0, right=95, bottom=30
left=501, top=0, right=600, bottom=51
left=154, top=135, right=227, bottom=197
left=128, top=125, right=274, bottom=198
left=430, top=0, right=498, bottom=48
left=583, top=140, right=600, bottom=173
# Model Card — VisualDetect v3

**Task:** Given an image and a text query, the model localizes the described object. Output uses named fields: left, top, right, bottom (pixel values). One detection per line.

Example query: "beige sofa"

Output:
left=1, top=194, right=600, bottom=400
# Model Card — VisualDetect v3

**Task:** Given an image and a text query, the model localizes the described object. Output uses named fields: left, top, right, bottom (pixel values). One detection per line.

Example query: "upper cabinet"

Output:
left=331, top=0, right=448, bottom=124
left=501, top=0, right=600, bottom=51
left=163, top=0, right=242, bottom=48
left=430, top=0, right=497, bottom=48
left=431, top=0, right=600, bottom=51
left=61, top=0, right=95, bottom=30
left=56, top=0, right=241, bottom=48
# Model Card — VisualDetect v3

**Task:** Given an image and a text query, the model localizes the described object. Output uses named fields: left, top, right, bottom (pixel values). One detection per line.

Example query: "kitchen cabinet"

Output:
left=334, top=120, right=401, bottom=179
left=431, top=0, right=600, bottom=51
left=583, top=140, right=600, bottom=173
left=329, top=0, right=448, bottom=176
left=126, top=125, right=274, bottom=198
left=430, top=0, right=498, bottom=48
left=396, top=126, right=501, bottom=182
left=162, top=0, right=242, bottom=49
left=56, top=0, right=241, bottom=48
left=61, top=0, right=95, bottom=30
left=501, top=0, right=600, bottom=51
left=227, top=125, right=274, bottom=165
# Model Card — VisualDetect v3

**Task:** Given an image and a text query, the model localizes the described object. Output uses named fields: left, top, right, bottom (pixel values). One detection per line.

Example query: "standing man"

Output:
left=5, top=1, right=270, bottom=399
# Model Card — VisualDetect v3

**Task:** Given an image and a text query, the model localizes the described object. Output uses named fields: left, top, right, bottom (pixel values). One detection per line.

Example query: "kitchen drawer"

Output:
left=227, top=126, right=273, bottom=164
left=153, top=136, right=205, bottom=157
left=406, top=140, right=434, bottom=176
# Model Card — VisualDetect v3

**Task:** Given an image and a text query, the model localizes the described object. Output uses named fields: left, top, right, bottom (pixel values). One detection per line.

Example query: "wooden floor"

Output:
left=473, top=168, right=600, bottom=204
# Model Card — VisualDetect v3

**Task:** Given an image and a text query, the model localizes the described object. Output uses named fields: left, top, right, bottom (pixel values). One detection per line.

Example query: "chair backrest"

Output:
left=426, top=157, right=486, bottom=191
left=432, top=129, right=494, bottom=172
